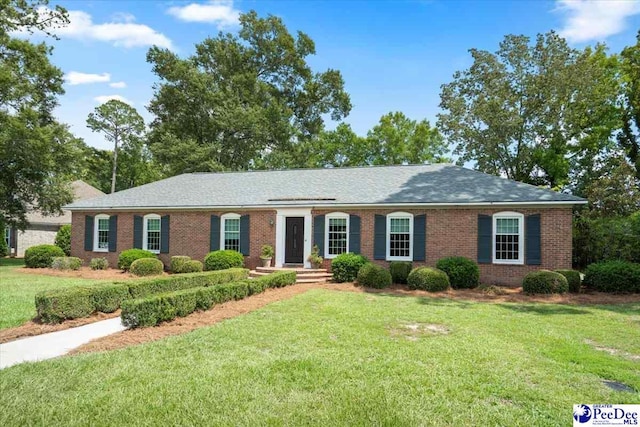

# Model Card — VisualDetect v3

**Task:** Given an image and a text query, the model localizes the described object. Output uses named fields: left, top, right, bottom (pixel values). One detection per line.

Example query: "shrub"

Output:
left=522, top=270, right=569, bottom=294
left=130, top=258, right=164, bottom=277
left=357, top=263, right=392, bottom=289
left=583, top=261, right=640, bottom=293
left=195, top=282, right=250, bottom=311
left=51, top=256, right=82, bottom=271
left=331, top=253, right=369, bottom=283
left=24, top=244, right=65, bottom=268
left=436, top=257, right=480, bottom=289
left=407, top=267, right=450, bottom=292
left=204, top=250, right=245, bottom=271
left=35, top=287, right=94, bottom=323
left=55, top=224, right=71, bottom=256
left=92, top=283, right=131, bottom=313
left=90, top=257, right=109, bottom=270
left=389, top=261, right=412, bottom=284
left=180, top=260, right=203, bottom=273
left=260, top=245, right=274, bottom=259
left=170, top=256, right=191, bottom=273
left=118, top=249, right=156, bottom=271
left=0, top=233, right=7, bottom=257
left=555, top=269, right=582, bottom=293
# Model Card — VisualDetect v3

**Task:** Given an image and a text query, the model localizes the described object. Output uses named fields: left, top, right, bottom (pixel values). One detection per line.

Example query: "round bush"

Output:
left=180, top=260, right=203, bottom=273
left=522, top=270, right=569, bottom=294
left=118, top=249, right=156, bottom=271
left=90, top=257, right=109, bottom=270
left=130, top=258, right=164, bottom=277
left=24, top=244, right=65, bottom=268
left=51, top=256, right=82, bottom=270
left=204, top=250, right=245, bottom=271
left=55, top=224, right=71, bottom=256
left=435, top=256, right=480, bottom=289
left=555, top=269, right=582, bottom=293
left=583, top=261, right=640, bottom=293
left=331, top=253, right=369, bottom=283
left=389, top=261, right=412, bottom=284
left=357, top=263, right=392, bottom=289
left=407, top=267, right=450, bottom=292
left=170, top=256, right=191, bottom=273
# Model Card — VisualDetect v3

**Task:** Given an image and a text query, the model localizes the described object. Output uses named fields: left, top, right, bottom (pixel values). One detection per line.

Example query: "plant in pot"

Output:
left=307, top=245, right=324, bottom=269
left=260, top=244, right=274, bottom=267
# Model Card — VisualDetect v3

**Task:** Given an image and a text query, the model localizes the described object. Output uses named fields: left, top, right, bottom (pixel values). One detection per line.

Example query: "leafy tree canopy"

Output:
left=618, top=31, right=640, bottom=181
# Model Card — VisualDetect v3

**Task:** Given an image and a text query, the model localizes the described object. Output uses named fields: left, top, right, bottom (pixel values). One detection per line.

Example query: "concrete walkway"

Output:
left=0, top=318, right=126, bottom=369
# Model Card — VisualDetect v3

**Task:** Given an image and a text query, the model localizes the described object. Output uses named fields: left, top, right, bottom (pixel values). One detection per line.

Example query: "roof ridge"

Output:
left=189, top=163, right=452, bottom=175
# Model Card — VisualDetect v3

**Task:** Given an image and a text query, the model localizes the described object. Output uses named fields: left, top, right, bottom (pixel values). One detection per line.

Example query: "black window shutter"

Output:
left=374, top=214, right=386, bottom=260
left=413, top=214, right=426, bottom=261
left=313, top=215, right=325, bottom=255
left=160, top=215, right=170, bottom=254
left=210, top=215, right=220, bottom=251
left=108, top=215, right=118, bottom=253
left=348, top=215, right=361, bottom=254
left=477, top=214, right=492, bottom=264
left=133, top=215, right=143, bottom=249
left=240, top=215, right=250, bottom=256
left=84, top=215, right=94, bottom=251
left=526, top=214, right=541, bottom=265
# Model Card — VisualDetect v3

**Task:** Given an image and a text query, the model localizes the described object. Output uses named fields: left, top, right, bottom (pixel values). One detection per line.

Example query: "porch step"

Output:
left=250, top=266, right=333, bottom=284
left=255, top=266, right=328, bottom=274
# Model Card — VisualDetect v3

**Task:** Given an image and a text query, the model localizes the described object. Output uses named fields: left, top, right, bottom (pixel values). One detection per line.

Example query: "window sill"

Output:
left=386, top=256, right=413, bottom=262
left=492, top=260, right=524, bottom=266
left=93, top=248, right=108, bottom=253
left=146, top=250, right=160, bottom=255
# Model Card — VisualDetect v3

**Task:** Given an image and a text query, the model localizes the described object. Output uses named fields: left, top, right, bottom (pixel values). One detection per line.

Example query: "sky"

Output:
left=15, top=0, right=640, bottom=150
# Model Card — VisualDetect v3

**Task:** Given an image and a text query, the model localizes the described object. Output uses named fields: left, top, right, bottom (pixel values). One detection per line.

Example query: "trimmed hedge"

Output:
left=170, top=256, right=191, bottom=273
left=583, top=261, right=640, bottom=293
left=357, top=263, right=392, bottom=289
left=389, top=261, right=412, bottom=284
left=204, top=250, right=245, bottom=271
left=181, top=260, right=203, bottom=273
left=130, top=258, right=164, bottom=277
left=90, top=257, right=109, bottom=270
left=118, top=249, right=156, bottom=271
left=35, top=268, right=250, bottom=323
left=25, top=244, right=65, bottom=268
left=555, top=269, right=582, bottom=293
left=407, top=267, right=450, bottom=292
left=331, top=253, right=369, bottom=283
left=522, top=270, right=569, bottom=294
left=51, top=256, right=82, bottom=271
left=122, top=270, right=297, bottom=328
left=436, top=256, right=479, bottom=289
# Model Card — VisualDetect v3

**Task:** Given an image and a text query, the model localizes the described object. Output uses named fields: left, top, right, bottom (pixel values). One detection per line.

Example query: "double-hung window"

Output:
left=144, top=214, right=161, bottom=253
left=387, top=212, right=413, bottom=261
left=94, top=214, right=110, bottom=252
left=221, top=213, right=241, bottom=252
left=493, top=212, right=524, bottom=264
left=325, top=213, right=349, bottom=258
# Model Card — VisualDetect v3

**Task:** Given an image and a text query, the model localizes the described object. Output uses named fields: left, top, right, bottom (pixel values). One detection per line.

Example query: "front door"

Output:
left=285, top=217, right=304, bottom=264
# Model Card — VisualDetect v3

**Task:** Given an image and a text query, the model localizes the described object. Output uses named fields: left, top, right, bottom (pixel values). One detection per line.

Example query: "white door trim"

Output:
left=275, top=208, right=312, bottom=268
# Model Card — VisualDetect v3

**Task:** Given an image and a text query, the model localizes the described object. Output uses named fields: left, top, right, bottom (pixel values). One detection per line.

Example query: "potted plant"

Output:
left=260, top=244, right=274, bottom=267
left=307, top=245, right=323, bottom=269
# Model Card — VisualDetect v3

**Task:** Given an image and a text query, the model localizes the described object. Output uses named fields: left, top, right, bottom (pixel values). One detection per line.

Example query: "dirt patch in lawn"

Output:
left=17, top=266, right=143, bottom=280
left=0, top=311, right=120, bottom=344
left=389, top=322, right=450, bottom=341
left=585, top=339, right=640, bottom=361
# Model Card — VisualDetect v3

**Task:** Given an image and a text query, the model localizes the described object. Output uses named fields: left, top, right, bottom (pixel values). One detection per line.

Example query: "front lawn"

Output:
left=0, top=289, right=638, bottom=426
left=0, top=259, right=112, bottom=329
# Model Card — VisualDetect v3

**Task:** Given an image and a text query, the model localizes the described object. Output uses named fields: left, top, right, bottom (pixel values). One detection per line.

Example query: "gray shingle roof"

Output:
left=65, top=164, right=585, bottom=210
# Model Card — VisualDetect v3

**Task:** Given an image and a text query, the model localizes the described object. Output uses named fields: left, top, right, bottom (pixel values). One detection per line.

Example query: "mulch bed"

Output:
left=17, top=266, right=144, bottom=280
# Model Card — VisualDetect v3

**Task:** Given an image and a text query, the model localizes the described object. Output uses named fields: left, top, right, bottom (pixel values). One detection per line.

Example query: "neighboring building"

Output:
left=7, top=181, right=104, bottom=257
left=66, top=164, right=585, bottom=285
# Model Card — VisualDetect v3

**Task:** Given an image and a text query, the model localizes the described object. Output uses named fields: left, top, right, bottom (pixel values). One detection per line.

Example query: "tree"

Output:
left=86, top=100, right=145, bottom=193
left=0, top=0, right=80, bottom=230
left=146, top=10, right=351, bottom=174
left=438, top=32, right=620, bottom=188
left=309, top=123, right=370, bottom=167
left=618, top=31, right=640, bottom=181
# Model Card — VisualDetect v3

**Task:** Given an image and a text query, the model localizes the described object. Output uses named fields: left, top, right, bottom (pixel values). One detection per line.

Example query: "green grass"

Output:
left=0, top=259, right=111, bottom=329
left=1, top=289, right=638, bottom=426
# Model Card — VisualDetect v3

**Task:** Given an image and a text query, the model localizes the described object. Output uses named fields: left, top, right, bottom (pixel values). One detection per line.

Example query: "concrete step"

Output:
left=255, top=266, right=328, bottom=274
left=249, top=268, right=333, bottom=284
left=250, top=271, right=332, bottom=279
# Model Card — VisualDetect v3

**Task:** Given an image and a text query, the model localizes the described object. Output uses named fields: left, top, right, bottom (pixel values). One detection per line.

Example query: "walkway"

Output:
left=0, top=318, right=125, bottom=369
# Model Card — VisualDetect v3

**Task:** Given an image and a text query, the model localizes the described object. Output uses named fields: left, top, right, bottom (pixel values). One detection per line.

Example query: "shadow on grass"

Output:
left=497, top=304, right=591, bottom=315
left=0, top=258, right=24, bottom=267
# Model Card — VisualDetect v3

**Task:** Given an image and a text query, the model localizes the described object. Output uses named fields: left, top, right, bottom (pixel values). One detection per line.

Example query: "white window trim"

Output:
left=492, top=211, right=524, bottom=265
left=93, top=214, right=110, bottom=253
left=143, top=214, right=161, bottom=254
left=386, top=212, right=413, bottom=262
left=324, top=212, right=349, bottom=259
left=220, top=213, right=241, bottom=251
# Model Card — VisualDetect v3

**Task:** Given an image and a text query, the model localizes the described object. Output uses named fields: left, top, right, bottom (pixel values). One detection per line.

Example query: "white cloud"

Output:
left=556, top=0, right=640, bottom=43
left=109, top=81, right=127, bottom=88
left=94, top=95, right=134, bottom=105
left=15, top=7, right=174, bottom=50
left=65, top=71, right=111, bottom=85
left=167, top=0, right=240, bottom=27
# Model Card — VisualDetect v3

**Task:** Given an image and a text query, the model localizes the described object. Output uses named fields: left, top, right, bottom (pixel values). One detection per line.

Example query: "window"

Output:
left=4, top=227, right=10, bottom=249
left=94, top=214, right=110, bottom=252
left=221, top=213, right=240, bottom=252
left=493, top=212, right=524, bottom=264
left=387, top=212, right=413, bottom=261
left=325, top=213, right=349, bottom=258
left=143, top=214, right=161, bottom=253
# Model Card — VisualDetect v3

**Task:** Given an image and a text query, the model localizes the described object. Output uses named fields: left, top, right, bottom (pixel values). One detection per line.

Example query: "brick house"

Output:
left=66, top=164, right=585, bottom=285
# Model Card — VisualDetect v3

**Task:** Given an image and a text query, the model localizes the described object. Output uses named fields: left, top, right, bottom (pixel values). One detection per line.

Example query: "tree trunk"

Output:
left=111, top=136, right=119, bottom=194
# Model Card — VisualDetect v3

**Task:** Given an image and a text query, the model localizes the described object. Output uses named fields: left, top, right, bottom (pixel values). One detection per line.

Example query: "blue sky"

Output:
left=17, top=0, right=640, bottom=150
